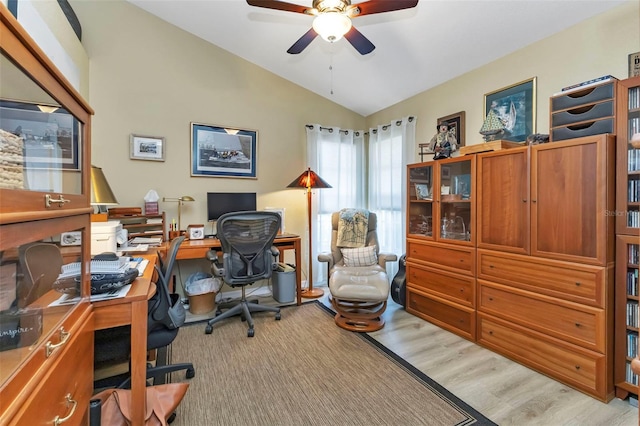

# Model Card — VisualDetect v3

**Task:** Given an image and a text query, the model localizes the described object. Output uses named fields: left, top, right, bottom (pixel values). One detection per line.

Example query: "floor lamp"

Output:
left=288, top=167, right=331, bottom=299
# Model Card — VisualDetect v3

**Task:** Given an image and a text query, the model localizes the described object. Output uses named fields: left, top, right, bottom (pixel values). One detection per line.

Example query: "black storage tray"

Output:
left=551, top=100, right=614, bottom=127
left=551, top=83, right=614, bottom=111
left=551, top=119, right=614, bottom=142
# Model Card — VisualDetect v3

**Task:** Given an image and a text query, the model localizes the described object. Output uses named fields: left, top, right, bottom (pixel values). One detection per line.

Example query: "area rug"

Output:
left=169, top=301, right=495, bottom=425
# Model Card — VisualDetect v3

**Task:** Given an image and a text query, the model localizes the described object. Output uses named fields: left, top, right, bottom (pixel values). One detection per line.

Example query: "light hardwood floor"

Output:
left=358, top=295, right=638, bottom=426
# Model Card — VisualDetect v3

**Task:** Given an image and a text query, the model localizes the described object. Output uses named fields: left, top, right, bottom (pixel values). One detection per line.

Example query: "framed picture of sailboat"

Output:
left=484, top=77, right=537, bottom=142
left=190, top=122, right=258, bottom=178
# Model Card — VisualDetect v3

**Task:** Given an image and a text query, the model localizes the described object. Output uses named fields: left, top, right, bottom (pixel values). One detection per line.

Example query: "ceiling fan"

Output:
left=246, top=0, right=419, bottom=55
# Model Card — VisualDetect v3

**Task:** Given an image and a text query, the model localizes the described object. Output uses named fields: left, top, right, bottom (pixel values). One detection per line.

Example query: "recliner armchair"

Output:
left=318, top=210, right=397, bottom=331
left=204, top=211, right=282, bottom=337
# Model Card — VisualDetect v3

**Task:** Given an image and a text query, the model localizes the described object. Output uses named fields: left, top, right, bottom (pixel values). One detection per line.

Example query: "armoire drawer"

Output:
left=407, top=240, right=474, bottom=275
left=477, top=250, right=605, bottom=307
left=478, top=282, right=605, bottom=352
left=478, top=314, right=610, bottom=401
left=406, top=262, right=475, bottom=307
left=8, top=317, right=94, bottom=425
left=407, top=288, right=475, bottom=341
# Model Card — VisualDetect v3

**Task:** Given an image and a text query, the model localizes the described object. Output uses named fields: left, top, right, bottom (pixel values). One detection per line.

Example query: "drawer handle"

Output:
left=575, top=323, right=581, bottom=328
left=575, top=282, right=581, bottom=286
left=45, top=327, right=70, bottom=358
left=575, top=365, right=581, bottom=371
left=45, top=194, right=71, bottom=208
left=488, top=330, right=494, bottom=335
left=488, top=297, right=494, bottom=301
left=488, top=264, right=494, bottom=268
left=53, top=394, right=77, bottom=425
left=522, top=199, right=527, bottom=203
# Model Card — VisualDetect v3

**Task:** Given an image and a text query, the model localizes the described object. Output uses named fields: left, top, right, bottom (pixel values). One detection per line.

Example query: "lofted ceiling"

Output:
left=127, top=0, right=625, bottom=117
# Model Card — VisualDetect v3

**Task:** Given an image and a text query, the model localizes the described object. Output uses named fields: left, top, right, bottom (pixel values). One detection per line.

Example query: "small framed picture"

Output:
left=414, top=184, right=431, bottom=200
left=130, top=134, right=165, bottom=161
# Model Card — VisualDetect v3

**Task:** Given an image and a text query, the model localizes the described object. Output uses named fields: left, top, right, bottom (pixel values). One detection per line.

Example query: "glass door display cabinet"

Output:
left=0, top=5, right=94, bottom=425
left=405, top=156, right=477, bottom=342
left=407, top=156, right=475, bottom=244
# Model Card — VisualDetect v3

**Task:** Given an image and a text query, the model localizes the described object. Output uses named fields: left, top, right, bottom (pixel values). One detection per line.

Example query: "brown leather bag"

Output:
left=92, top=383, right=189, bottom=426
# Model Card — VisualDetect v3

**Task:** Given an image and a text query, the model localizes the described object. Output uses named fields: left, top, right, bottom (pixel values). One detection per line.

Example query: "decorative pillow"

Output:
left=341, top=245, right=378, bottom=267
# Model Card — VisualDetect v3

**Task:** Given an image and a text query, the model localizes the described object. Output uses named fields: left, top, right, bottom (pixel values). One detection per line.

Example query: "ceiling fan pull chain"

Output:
left=330, top=43, right=334, bottom=95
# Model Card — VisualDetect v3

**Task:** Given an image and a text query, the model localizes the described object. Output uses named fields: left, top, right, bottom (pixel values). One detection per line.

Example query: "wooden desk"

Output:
left=172, top=235, right=303, bottom=305
left=92, top=253, right=157, bottom=426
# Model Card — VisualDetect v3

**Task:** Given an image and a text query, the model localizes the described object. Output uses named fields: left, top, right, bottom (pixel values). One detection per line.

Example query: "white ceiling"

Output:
left=127, top=0, right=625, bottom=117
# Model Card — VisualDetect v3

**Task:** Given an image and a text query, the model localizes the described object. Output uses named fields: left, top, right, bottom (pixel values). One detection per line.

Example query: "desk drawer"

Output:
left=406, top=263, right=475, bottom=307
left=478, top=314, right=608, bottom=401
left=477, top=250, right=604, bottom=307
left=478, top=282, right=604, bottom=352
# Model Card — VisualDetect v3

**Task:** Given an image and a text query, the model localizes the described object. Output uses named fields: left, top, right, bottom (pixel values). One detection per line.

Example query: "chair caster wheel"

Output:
left=248, top=328, right=254, bottom=337
left=168, top=412, right=177, bottom=424
left=205, top=325, right=213, bottom=334
left=186, top=367, right=196, bottom=379
left=275, top=313, right=281, bottom=320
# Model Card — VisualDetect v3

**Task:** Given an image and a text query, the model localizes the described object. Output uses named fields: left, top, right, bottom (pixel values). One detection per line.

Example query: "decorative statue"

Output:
left=428, top=121, right=457, bottom=160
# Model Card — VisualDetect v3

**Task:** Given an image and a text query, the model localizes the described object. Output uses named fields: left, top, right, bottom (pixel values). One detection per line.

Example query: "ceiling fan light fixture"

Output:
left=312, top=12, right=352, bottom=42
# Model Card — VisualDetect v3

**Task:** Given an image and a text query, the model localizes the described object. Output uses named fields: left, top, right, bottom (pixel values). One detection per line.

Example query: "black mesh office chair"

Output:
left=205, top=211, right=282, bottom=337
left=18, top=242, right=64, bottom=307
left=94, top=236, right=195, bottom=391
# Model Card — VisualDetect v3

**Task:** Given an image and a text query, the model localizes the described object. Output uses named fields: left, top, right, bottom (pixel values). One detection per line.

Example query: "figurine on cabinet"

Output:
left=428, top=121, right=457, bottom=160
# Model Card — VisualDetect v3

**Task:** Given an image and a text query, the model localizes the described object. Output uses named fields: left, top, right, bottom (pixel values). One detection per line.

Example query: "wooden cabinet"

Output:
left=406, top=156, right=476, bottom=340
left=407, top=135, right=616, bottom=401
left=615, top=235, right=640, bottom=398
left=613, top=76, right=640, bottom=399
left=615, top=76, right=640, bottom=236
left=478, top=136, right=615, bottom=265
left=0, top=5, right=94, bottom=424
left=475, top=134, right=615, bottom=402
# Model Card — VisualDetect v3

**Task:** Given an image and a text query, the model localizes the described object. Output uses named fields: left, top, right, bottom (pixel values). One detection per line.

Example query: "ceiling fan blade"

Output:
left=287, top=28, right=318, bottom=54
left=344, top=27, right=375, bottom=55
left=352, top=0, right=419, bottom=17
left=246, top=0, right=310, bottom=14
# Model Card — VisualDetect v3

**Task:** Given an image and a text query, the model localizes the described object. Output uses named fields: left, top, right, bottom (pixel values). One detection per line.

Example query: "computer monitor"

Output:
left=206, top=192, right=257, bottom=222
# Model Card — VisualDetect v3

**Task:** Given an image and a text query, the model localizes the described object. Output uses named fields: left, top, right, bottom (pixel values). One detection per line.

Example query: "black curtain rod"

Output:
left=306, top=116, right=415, bottom=136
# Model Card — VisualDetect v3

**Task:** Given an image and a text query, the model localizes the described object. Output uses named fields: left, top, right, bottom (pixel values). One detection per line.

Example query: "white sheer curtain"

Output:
left=307, top=124, right=365, bottom=286
left=368, top=116, right=416, bottom=277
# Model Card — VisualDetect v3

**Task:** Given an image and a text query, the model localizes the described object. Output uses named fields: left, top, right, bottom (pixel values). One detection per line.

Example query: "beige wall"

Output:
left=71, top=0, right=365, bottom=243
left=67, top=0, right=638, bottom=285
left=367, top=0, right=639, bottom=161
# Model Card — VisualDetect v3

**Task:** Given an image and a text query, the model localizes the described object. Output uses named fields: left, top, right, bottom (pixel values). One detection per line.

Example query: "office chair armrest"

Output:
left=378, top=252, right=398, bottom=269
left=317, top=252, right=334, bottom=270
left=206, top=249, right=219, bottom=261
left=270, top=246, right=280, bottom=259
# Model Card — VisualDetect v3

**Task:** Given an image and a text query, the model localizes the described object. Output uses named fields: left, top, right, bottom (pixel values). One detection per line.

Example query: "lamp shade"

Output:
left=91, top=165, right=119, bottom=206
left=287, top=168, right=332, bottom=190
left=312, top=12, right=352, bottom=42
